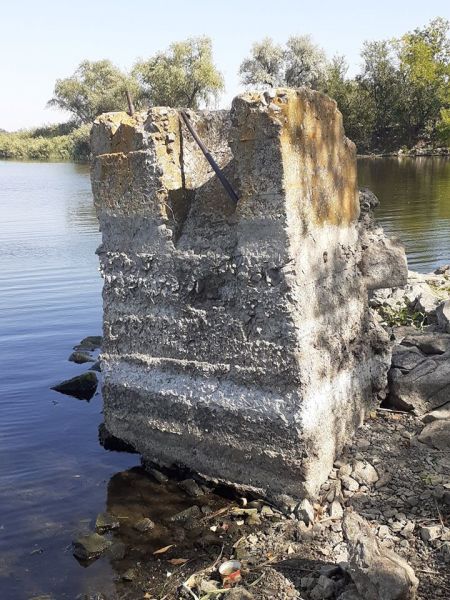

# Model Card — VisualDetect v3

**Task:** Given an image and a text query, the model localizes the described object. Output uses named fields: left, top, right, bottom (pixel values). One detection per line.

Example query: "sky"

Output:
left=1, top=0, right=449, bottom=131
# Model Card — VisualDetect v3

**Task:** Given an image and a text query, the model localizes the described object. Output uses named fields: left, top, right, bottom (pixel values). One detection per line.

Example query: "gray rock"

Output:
left=435, top=264, right=450, bottom=275
left=73, top=532, right=112, bottom=561
left=95, top=512, right=120, bottom=533
left=391, top=346, right=426, bottom=372
left=178, top=478, right=204, bottom=497
left=420, top=525, right=442, bottom=542
left=330, top=500, right=344, bottom=519
left=342, top=511, right=418, bottom=600
left=341, top=476, right=359, bottom=492
left=388, top=354, right=450, bottom=415
left=418, top=420, right=450, bottom=450
left=402, top=333, right=450, bottom=355
left=295, top=498, right=315, bottom=525
left=414, top=287, right=441, bottom=316
left=359, top=188, right=379, bottom=214
left=422, top=402, right=450, bottom=423
left=89, top=360, right=102, bottom=372
left=351, top=461, right=379, bottom=485
left=436, top=300, right=450, bottom=333
left=51, top=372, right=98, bottom=401
left=69, top=351, right=95, bottom=364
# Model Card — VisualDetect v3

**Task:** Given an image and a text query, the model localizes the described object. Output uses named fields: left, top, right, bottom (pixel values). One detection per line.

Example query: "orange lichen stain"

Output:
left=277, top=89, right=358, bottom=226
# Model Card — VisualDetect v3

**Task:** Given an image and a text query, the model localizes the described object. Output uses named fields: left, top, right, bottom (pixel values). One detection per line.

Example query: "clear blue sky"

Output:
left=1, top=0, right=449, bottom=130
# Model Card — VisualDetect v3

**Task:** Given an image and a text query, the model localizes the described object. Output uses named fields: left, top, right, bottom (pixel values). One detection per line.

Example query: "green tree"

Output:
left=321, top=56, right=376, bottom=151
left=239, top=38, right=285, bottom=88
left=48, top=60, right=137, bottom=124
left=284, top=35, right=327, bottom=89
left=357, top=40, right=403, bottom=150
left=398, top=17, right=450, bottom=144
left=132, top=37, right=224, bottom=108
left=239, top=35, right=326, bottom=89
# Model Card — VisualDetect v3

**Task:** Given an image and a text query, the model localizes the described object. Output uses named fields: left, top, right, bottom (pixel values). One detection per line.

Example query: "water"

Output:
left=358, top=156, right=450, bottom=273
left=0, top=158, right=449, bottom=598
left=0, top=162, right=138, bottom=599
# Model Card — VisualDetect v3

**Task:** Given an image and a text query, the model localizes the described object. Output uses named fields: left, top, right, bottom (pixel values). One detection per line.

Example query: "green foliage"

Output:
left=133, top=37, right=224, bottom=109
left=436, top=108, right=450, bottom=145
left=284, top=35, right=327, bottom=88
left=239, top=18, right=450, bottom=153
left=239, top=38, right=285, bottom=88
left=48, top=60, right=138, bottom=124
left=239, top=36, right=326, bottom=90
left=377, top=304, right=427, bottom=329
left=0, top=124, right=91, bottom=162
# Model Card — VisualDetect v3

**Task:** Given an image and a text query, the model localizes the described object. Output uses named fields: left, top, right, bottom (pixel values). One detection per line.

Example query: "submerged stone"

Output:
left=91, top=88, right=407, bottom=499
left=51, top=371, right=98, bottom=401
left=74, top=335, right=103, bottom=351
left=133, top=517, right=155, bottom=532
left=95, top=512, right=120, bottom=533
left=69, top=351, right=95, bottom=364
left=72, top=532, right=111, bottom=561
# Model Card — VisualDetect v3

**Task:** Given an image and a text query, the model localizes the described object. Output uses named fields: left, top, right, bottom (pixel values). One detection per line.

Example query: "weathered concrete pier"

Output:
left=91, top=88, right=407, bottom=499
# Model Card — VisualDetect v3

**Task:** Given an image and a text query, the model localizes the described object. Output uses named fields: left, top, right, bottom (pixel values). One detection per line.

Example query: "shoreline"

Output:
left=358, top=147, right=449, bottom=159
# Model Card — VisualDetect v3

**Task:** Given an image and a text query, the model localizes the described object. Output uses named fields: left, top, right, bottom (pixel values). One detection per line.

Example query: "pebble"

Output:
left=148, top=468, right=169, bottom=483
left=295, top=498, right=315, bottom=525
left=351, top=460, right=379, bottom=485
left=341, top=476, right=359, bottom=492
left=378, top=525, right=390, bottom=539
left=133, top=517, right=155, bottom=532
left=178, top=478, right=204, bottom=497
left=420, top=525, right=442, bottom=542
left=330, top=500, right=343, bottom=519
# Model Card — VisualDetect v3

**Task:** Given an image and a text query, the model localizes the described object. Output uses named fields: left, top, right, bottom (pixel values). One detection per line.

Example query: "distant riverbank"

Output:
left=0, top=123, right=90, bottom=162
left=2, top=120, right=449, bottom=164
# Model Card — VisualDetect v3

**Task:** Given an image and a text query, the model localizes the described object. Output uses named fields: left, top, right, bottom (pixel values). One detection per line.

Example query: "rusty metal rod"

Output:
left=126, top=90, right=135, bottom=116
left=179, top=110, right=239, bottom=206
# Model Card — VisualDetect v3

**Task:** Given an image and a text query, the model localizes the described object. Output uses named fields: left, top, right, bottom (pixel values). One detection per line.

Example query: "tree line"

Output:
left=1, top=18, right=449, bottom=161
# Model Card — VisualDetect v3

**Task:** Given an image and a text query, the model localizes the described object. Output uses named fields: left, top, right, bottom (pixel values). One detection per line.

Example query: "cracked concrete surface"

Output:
left=91, top=88, right=407, bottom=499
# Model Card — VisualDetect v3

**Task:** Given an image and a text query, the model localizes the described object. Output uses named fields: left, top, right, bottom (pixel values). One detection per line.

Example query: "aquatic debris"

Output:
left=219, top=559, right=242, bottom=586
left=153, top=544, right=174, bottom=555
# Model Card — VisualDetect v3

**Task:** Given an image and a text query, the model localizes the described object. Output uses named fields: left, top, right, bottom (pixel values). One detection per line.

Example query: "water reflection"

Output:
left=358, top=156, right=450, bottom=272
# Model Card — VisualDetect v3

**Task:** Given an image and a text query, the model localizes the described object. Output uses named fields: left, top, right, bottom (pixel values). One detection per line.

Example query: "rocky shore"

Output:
left=69, top=400, right=449, bottom=600
left=62, top=262, right=450, bottom=600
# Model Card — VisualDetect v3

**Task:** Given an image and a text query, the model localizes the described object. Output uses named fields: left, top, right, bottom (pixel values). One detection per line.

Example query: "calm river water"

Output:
left=0, top=157, right=449, bottom=598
